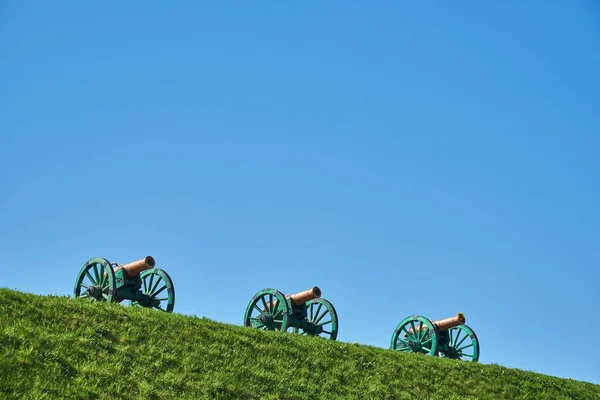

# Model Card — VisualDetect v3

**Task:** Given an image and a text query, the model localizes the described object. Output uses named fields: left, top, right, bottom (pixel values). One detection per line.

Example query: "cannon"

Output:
left=390, top=313, right=479, bottom=361
left=243, top=287, right=339, bottom=340
left=73, top=256, right=175, bottom=312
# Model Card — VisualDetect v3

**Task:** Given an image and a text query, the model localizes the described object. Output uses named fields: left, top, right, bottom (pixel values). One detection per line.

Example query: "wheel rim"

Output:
left=390, top=315, right=439, bottom=356
left=133, top=268, right=175, bottom=312
left=244, top=289, right=290, bottom=332
left=74, top=258, right=116, bottom=303
left=295, top=298, right=339, bottom=340
left=442, top=325, right=480, bottom=361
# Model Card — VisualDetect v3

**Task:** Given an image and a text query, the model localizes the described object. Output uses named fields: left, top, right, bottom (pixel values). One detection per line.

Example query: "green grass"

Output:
left=0, top=289, right=598, bottom=400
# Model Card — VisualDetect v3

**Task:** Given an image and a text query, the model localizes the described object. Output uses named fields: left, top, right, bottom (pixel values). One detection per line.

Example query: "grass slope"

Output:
left=0, top=289, right=598, bottom=400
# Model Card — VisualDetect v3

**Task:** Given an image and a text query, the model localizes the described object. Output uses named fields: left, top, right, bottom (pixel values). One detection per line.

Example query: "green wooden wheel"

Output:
left=74, top=257, right=116, bottom=303
left=244, top=288, right=290, bottom=332
left=442, top=324, right=480, bottom=361
left=390, top=315, right=439, bottom=356
left=296, top=298, right=339, bottom=340
left=133, top=268, right=175, bottom=312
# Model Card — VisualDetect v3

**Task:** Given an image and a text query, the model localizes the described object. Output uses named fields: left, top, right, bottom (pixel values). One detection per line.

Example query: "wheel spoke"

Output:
left=317, top=319, right=332, bottom=326
left=98, top=265, right=105, bottom=286
left=80, top=283, right=90, bottom=289
left=85, top=270, right=97, bottom=285
left=150, top=276, right=163, bottom=295
left=260, top=296, right=268, bottom=311
left=421, top=323, right=429, bottom=341
left=148, top=273, right=155, bottom=295
left=453, top=330, right=463, bottom=347
left=322, top=330, right=331, bottom=335
left=417, top=321, right=425, bottom=340
left=102, top=293, right=108, bottom=300
left=313, top=308, right=328, bottom=324
left=152, top=285, right=167, bottom=297
left=253, top=304, right=263, bottom=314
left=93, top=265, right=100, bottom=284
left=101, top=265, right=108, bottom=286
left=313, top=304, right=323, bottom=323
left=456, top=343, right=474, bottom=352
left=454, top=334, right=469, bottom=349
left=154, top=297, right=168, bottom=301
left=142, top=275, right=148, bottom=293
left=409, top=321, right=418, bottom=341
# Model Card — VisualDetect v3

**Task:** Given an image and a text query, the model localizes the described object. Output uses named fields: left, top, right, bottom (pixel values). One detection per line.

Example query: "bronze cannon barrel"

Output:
left=433, top=313, right=465, bottom=331
left=117, top=256, right=156, bottom=276
left=287, top=286, right=321, bottom=306
left=261, top=286, right=322, bottom=311
left=406, top=313, right=466, bottom=335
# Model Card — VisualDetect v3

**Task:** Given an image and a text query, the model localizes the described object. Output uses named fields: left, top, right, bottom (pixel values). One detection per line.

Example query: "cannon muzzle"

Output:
left=287, top=286, right=321, bottom=306
left=406, top=313, right=466, bottom=335
left=117, top=256, right=156, bottom=276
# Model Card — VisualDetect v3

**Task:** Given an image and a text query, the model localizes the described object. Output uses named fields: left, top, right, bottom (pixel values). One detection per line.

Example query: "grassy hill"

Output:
left=0, top=289, right=598, bottom=399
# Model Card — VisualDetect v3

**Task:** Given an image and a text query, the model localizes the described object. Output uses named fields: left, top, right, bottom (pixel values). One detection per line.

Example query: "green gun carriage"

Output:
left=73, top=255, right=175, bottom=312
left=390, top=313, right=480, bottom=361
left=244, top=286, right=339, bottom=340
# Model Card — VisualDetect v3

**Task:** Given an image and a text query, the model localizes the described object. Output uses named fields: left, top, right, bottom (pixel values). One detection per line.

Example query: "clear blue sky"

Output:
left=1, top=1, right=599, bottom=385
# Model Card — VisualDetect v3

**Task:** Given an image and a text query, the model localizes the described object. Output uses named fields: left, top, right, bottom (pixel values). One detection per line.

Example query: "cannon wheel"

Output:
left=74, top=257, right=116, bottom=303
left=297, top=298, right=339, bottom=340
left=244, top=288, right=290, bottom=332
left=441, top=324, right=480, bottom=362
left=132, top=268, right=176, bottom=312
left=390, top=315, right=439, bottom=357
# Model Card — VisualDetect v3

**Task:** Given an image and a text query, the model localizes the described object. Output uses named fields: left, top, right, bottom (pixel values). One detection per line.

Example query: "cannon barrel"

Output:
left=433, top=313, right=465, bottom=331
left=287, top=286, right=321, bottom=306
left=118, top=256, right=156, bottom=276
left=406, top=313, right=466, bottom=335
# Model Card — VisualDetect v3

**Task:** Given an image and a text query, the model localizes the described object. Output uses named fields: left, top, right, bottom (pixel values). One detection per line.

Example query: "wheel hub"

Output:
left=87, top=285, right=104, bottom=300
left=409, top=339, right=422, bottom=352
left=260, top=313, right=275, bottom=328
left=308, top=324, right=323, bottom=335
left=444, top=347, right=459, bottom=359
